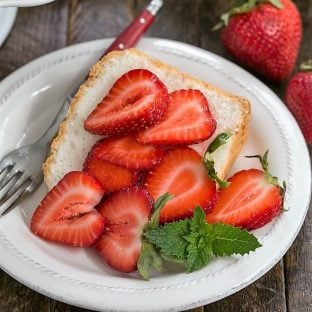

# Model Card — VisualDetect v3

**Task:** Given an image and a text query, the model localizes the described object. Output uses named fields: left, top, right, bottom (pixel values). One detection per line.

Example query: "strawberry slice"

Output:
left=206, top=153, right=284, bottom=230
left=145, top=147, right=217, bottom=223
left=95, top=187, right=152, bottom=272
left=84, top=69, right=169, bottom=136
left=137, top=89, right=216, bottom=145
left=31, top=171, right=105, bottom=247
left=91, top=136, right=165, bottom=169
left=83, top=146, right=140, bottom=192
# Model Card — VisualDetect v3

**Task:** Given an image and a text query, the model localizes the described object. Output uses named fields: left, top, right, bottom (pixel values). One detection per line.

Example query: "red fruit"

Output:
left=145, top=147, right=217, bottom=223
left=137, top=89, right=216, bottom=145
left=91, top=136, right=165, bottom=169
left=206, top=168, right=283, bottom=230
left=285, top=62, right=312, bottom=144
left=95, top=187, right=152, bottom=273
left=83, top=148, right=140, bottom=192
left=221, top=0, right=301, bottom=82
left=84, top=69, right=169, bottom=136
left=31, top=171, right=105, bottom=247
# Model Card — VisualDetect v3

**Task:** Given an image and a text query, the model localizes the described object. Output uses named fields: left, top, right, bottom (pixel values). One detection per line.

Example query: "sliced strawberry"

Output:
left=145, top=147, right=217, bottom=223
left=137, top=89, right=216, bottom=145
left=83, top=148, right=140, bottom=192
left=84, top=69, right=169, bottom=136
left=31, top=171, right=105, bottom=247
left=206, top=168, right=283, bottom=230
left=91, top=136, right=165, bottom=170
left=95, top=187, right=152, bottom=272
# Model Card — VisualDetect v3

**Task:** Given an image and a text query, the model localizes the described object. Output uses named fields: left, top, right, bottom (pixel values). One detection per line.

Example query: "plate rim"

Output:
left=0, top=37, right=310, bottom=311
left=0, top=0, right=54, bottom=7
left=0, top=7, right=17, bottom=47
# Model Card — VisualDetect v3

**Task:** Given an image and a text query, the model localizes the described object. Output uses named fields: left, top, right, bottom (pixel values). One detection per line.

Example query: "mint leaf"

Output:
left=184, top=207, right=214, bottom=271
left=145, top=219, right=189, bottom=261
left=211, top=223, right=262, bottom=256
left=149, top=193, right=175, bottom=229
left=143, top=206, right=262, bottom=277
left=137, top=240, right=164, bottom=280
left=185, top=234, right=214, bottom=272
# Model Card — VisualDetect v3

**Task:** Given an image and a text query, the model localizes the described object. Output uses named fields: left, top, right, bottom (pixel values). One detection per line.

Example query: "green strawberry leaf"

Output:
left=268, top=0, right=283, bottom=9
left=204, top=132, right=232, bottom=188
left=213, top=0, right=283, bottom=30
left=207, top=132, right=232, bottom=154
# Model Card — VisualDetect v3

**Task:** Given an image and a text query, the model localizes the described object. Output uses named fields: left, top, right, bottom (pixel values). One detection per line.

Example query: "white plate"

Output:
left=0, top=38, right=310, bottom=312
left=0, top=7, right=17, bottom=47
left=0, top=0, right=54, bottom=7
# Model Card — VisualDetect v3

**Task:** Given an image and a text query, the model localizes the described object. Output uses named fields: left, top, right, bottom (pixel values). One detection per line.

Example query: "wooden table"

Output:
left=0, top=1, right=311, bottom=311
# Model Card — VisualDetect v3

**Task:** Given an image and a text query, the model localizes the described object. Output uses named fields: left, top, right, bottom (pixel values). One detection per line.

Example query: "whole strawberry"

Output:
left=286, top=60, right=312, bottom=144
left=218, top=0, right=302, bottom=82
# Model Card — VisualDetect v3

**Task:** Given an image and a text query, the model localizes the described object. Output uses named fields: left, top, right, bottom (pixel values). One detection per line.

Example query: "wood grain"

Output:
left=137, top=0, right=201, bottom=45
left=0, top=0, right=68, bottom=80
left=0, top=0, right=310, bottom=311
left=67, top=0, right=136, bottom=45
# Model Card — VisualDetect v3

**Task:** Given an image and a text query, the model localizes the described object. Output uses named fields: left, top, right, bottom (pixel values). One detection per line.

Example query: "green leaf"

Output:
left=188, top=206, right=207, bottom=233
left=185, top=234, right=214, bottom=272
left=149, top=193, right=175, bottom=229
left=203, top=133, right=232, bottom=188
left=212, top=0, right=283, bottom=30
left=137, top=239, right=164, bottom=280
left=246, top=150, right=281, bottom=185
left=211, top=223, right=262, bottom=257
left=268, top=0, right=283, bottom=9
left=184, top=207, right=214, bottom=272
left=207, top=132, right=232, bottom=154
left=144, top=219, right=190, bottom=261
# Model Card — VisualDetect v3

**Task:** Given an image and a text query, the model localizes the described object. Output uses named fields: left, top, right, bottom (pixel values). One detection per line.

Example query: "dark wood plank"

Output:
left=0, top=0, right=68, bottom=80
left=204, top=262, right=286, bottom=312
left=0, top=270, right=50, bottom=312
left=281, top=2, right=312, bottom=312
left=0, top=1, right=310, bottom=311
left=67, top=0, right=136, bottom=45
left=284, top=152, right=312, bottom=312
left=137, top=0, right=201, bottom=45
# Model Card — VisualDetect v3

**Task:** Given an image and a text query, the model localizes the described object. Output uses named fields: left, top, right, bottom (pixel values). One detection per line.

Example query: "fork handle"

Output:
left=37, top=0, right=163, bottom=147
left=104, top=0, right=163, bottom=54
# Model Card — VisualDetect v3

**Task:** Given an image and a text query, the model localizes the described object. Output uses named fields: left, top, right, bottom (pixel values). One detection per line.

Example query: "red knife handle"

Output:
left=104, top=0, right=163, bottom=55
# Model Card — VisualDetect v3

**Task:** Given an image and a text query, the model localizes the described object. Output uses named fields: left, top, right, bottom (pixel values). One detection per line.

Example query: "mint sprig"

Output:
left=137, top=193, right=174, bottom=280
left=203, top=132, right=232, bottom=188
left=143, top=206, right=261, bottom=276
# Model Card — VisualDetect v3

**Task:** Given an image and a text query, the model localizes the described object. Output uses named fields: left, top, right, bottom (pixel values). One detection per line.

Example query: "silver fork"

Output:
left=0, top=0, right=163, bottom=217
left=0, top=96, right=72, bottom=216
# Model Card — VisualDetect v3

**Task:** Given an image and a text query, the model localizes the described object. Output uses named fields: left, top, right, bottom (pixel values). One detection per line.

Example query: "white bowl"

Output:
left=0, top=0, right=54, bottom=7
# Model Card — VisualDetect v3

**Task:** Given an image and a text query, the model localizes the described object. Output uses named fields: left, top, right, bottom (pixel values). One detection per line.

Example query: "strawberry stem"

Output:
left=245, top=150, right=287, bottom=208
left=213, top=0, right=283, bottom=30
